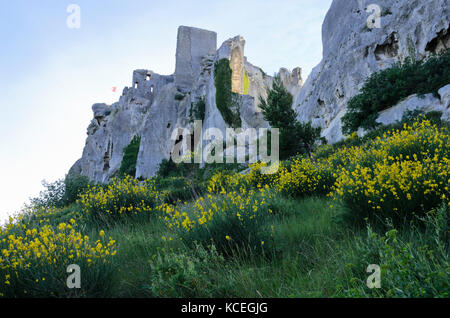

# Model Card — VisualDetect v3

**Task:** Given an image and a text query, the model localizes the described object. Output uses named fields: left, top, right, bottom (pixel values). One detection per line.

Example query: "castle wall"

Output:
left=175, top=26, right=217, bottom=91
left=71, top=26, right=297, bottom=182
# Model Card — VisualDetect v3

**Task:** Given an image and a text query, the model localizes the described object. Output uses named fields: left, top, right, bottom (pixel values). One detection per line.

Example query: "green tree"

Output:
left=157, top=158, right=178, bottom=178
left=63, top=173, right=90, bottom=205
left=294, top=121, right=322, bottom=159
left=259, top=76, right=321, bottom=159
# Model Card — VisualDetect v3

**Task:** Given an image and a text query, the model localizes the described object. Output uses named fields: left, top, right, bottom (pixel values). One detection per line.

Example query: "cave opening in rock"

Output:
left=375, top=33, right=399, bottom=61
left=426, top=27, right=450, bottom=54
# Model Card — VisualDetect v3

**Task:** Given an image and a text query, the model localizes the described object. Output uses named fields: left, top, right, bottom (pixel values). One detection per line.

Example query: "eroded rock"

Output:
left=294, top=0, right=449, bottom=144
left=71, top=26, right=301, bottom=182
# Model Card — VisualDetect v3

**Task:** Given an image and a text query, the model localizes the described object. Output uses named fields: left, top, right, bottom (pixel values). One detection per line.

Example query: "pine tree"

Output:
left=259, top=76, right=321, bottom=159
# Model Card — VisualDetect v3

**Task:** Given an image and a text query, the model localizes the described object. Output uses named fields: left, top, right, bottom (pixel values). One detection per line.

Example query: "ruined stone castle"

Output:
left=70, top=26, right=302, bottom=182
left=71, top=0, right=450, bottom=183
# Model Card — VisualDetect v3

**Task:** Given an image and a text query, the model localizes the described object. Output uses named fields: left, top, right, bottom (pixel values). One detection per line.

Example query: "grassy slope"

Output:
left=100, top=197, right=361, bottom=298
left=3, top=118, right=448, bottom=298
left=102, top=196, right=448, bottom=298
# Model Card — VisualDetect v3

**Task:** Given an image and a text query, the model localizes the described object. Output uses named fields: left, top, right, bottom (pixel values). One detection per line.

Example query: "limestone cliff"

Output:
left=294, top=0, right=450, bottom=143
left=71, top=0, right=450, bottom=183
left=70, top=26, right=301, bottom=182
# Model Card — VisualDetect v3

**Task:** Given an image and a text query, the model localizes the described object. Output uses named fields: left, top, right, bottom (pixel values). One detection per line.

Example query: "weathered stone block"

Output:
left=175, top=26, right=217, bottom=90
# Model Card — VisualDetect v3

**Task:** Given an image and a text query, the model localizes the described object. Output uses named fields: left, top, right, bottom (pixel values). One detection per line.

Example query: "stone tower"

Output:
left=175, top=26, right=217, bottom=91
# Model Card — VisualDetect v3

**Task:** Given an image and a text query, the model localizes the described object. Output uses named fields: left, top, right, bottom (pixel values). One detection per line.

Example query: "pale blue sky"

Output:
left=0, top=0, right=333, bottom=222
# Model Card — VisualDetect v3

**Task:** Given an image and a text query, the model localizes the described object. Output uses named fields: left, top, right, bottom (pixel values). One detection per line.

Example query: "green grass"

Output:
left=6, top=117, right=449, bottom=298
left=94, top=194, right=447, bottom=298
left=103, top=219, right=174, bottom=297
left=218, top=197, right=360, bottom=298
left=8, top=184, right=448, bottom=298
left=73, top=196, right=359, bottom=298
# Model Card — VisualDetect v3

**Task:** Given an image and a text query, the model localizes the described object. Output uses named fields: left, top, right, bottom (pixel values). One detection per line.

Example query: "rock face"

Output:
left=175, top=26, right=217, bottom=91
left=294, top=0, right=450, bottom=143
left=71, top=26, right=302, bottom=182
left=71, top=1, right=449, bottom=183
left=376, top=84, right=450, bottom=126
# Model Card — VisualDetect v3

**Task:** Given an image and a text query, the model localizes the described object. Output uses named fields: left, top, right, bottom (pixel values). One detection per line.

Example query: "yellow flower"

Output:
left=225, top=236, right=231, bottom=241
left=99, top=230, right=105, bottom=237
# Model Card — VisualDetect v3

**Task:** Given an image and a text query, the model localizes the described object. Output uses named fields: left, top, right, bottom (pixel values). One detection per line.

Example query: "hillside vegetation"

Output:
left=1, top=62, right=449, bottom=298
left=342, top=50, right=450, bottom=134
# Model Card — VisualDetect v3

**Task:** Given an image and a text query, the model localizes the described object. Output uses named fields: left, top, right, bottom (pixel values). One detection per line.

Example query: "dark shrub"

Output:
left=342, top=50, right=450, bottom=134
left=119, top=135, right=141, bottom=177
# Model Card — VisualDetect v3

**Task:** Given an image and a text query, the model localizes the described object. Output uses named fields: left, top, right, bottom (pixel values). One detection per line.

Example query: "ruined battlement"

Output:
left=71, top=25, right=302, bottom=182
left=175, top=26, right=217, bottom=91
left=130, top=69, right=173, bottom=102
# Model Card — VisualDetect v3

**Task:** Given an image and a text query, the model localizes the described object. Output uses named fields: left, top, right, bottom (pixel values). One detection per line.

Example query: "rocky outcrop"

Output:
left=175, top=26, right=217, bottom=92
left=375, top=84, right=450, bottom=127
left=294, top=0, right=450, bottom=143
left=71, top=26, right=302, bottom=182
